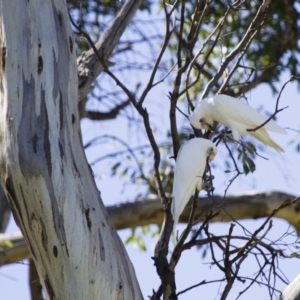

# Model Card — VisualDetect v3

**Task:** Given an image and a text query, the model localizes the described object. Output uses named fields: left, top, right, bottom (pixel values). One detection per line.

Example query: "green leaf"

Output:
left=245, top=157, right=256, bottom=173
left=141, top=225, right=150, bottom=235
left=138, top=238, right=147, bottom=251
left=243, top=163, right=250, bottom=175
left=237, top=150, right=242, bottom=160
left=246, top=142, right=257, bottom=156
left=0, top=240, right=13, bottom=248
left=111, top=162, right=121, bottom=176
left=120, top=168, right=128, bottom=178
left=124, top=235, right=137, bottom=245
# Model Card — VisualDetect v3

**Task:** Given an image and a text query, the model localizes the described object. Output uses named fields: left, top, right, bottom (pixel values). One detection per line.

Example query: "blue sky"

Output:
left=1, top=72, right=300, bottom=300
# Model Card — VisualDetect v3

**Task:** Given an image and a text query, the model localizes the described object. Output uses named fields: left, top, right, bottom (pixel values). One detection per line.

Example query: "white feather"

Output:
left=189, top=94, right=286, bottom=152
left=171, top=138, right=217, bottom=226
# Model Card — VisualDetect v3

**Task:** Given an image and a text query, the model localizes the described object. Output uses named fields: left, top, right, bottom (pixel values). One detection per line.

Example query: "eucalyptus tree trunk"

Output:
left=277, top=274, right=300, bottom=300
left=0, top=1, right=142, bottom=299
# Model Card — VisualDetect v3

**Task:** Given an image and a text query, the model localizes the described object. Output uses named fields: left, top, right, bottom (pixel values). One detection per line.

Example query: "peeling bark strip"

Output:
left=44, top=275, right=56, bottom=300
left=37, top=55, right=43, bottom=74
left=0, top=185, right=10, bottom=233
left=85, top=208, right=92, bottom=231
left=0, top=1, right=142, bottom=299
left=18, top=77, right=52, bottom=177
left=69, top=36, right=73, bottom=53
left=53, top=245, right=58, bottom=258
left=1, top=46, right=6, bottom=71
left=98, top=228, right=105, bottom=261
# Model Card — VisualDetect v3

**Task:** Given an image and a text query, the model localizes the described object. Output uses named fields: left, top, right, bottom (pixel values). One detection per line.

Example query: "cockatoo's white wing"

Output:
left=212, top=95, right=286, bottom=152
left=171, top=138, right=216, bottom=226
left=190, top=94, right=286, bottom=152
left=212, top=95, right=286, bottom=134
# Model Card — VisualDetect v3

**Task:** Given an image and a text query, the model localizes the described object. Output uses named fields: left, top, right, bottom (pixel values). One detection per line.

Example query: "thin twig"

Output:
left=247, top=75, right=293, bottom=132
left=201, top=0, right=273, bottom=99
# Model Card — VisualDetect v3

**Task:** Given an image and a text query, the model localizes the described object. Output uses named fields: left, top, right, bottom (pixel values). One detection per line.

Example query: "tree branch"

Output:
left=1, top=191, right=299, bottom=267
left=29, top=259, right=43, bottom=300
left=76, top=0, right=143, bottom=102
left=81, top=99, right=131, bottom=121
left=201, top=0, right=272, bottom=99
left=246, top=76, right=293, bottom=132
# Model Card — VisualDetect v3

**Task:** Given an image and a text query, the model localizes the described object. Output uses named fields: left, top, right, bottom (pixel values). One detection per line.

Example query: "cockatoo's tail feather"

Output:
left=250, top=129, right=284, bottom=153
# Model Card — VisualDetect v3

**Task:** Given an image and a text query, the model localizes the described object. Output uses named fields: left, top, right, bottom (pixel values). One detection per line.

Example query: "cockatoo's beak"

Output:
left=200, top=117, right=214, bottom=131
left=208, top=152, right=216, bottom=161
left=199, top=117, right=206, bottom=128
left=206, top=147, right=217, bottom=161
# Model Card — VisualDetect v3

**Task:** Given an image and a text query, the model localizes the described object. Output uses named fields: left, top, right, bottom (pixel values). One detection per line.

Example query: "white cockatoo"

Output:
left=189, top=94, right=286, bottom=152
left=171, top=138, right=217, bottom=226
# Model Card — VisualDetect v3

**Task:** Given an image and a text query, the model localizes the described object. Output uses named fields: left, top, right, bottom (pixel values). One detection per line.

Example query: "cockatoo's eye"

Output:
left=207, top=147, right=214, bottom=154
left=207, top=147, right=215, bottom=160
left=199, top=117, right=206, bottom=125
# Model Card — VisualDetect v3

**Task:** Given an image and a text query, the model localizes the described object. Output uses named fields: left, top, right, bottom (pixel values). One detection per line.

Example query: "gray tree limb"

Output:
left=109, top=191, right=300, bottom=232
left=0, top=232, right=29, bottom=265
left=1, top=191, right=298, bottom=266
left=77, top=0, right=143, bottom=102
left=29, top=259, right=43, bottom=300
left=201, top=0, right=272, bottom=98
left=81, top=99, right=131, bottom=120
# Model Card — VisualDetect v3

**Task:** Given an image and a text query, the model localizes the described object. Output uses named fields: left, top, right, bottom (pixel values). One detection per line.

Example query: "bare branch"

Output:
left=177, top=278, right=226, bottom=297
left=137, top=0, right=177, bottom=106
left=81, top=99, right=131, bottom=121
left=76, top=0, right=143, bottom=102
left=29, top=259, right=43, bottom=300
left=201, top=0, right=273, bottom=99
left=247, top=76, right=293, bottom=133
left=185, top=9, right=230, bottom=110
left=1, top=192, right=300, bottom=267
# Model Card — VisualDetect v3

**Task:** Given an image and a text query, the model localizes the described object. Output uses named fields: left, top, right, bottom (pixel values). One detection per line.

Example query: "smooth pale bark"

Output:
left=0, top=1, right=142, bottom=299
left=0, top=0, right=142, bottom=227
left=1, top=191, right=299, bottom=266
left=278, top=274, right=300, bottom=300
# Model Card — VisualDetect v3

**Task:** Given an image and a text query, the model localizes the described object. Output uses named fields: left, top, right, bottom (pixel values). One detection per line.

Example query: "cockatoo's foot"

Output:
left=219, top=129, right=233, bottom=142
left=213, top=129, right=234, bottom=145
left=202, top=181, right=215, bottom=193
left=205, top=175, right=214, bottom=181
left=202, top=173, right=215, bottom=193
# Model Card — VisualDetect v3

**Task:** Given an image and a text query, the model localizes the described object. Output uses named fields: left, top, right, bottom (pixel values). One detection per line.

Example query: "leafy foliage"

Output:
left=125, top=225, right=161, bottom=251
